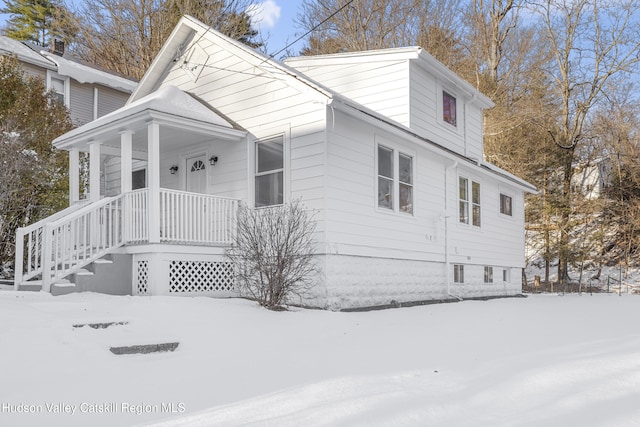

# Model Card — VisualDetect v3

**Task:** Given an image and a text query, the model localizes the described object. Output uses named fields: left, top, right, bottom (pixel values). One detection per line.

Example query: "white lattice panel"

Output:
left=169, top=260, right=234, bottom=293
left=135, top=260, right=149, bottom=295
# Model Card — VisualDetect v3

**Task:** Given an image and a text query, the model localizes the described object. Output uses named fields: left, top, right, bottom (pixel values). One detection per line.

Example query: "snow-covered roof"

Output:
left=0, top=36, right=54, bottom=69
left=53, top=85, right=239, bottom=147
left=42, top=53, right=136, bottom=93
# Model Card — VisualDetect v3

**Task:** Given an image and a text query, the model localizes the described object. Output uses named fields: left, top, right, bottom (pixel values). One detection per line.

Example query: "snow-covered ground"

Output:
left=1, top=290, right=639, bottom=427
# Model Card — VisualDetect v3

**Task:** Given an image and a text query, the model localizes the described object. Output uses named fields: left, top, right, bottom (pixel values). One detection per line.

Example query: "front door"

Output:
left=186, top=155, right=207, bottom=194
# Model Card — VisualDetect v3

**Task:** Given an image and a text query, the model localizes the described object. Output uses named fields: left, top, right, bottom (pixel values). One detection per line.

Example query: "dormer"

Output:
left=285, top=47, right=493, bottom=160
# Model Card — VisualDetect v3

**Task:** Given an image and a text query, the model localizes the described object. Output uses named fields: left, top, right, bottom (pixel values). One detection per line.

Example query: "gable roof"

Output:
left=0, top=36, right=54, bottom=69
left=53, top=85, right=245, bottom=149
left=117, top=16, right=535, bottom=193
left=0, top=35, right=136, bottom=93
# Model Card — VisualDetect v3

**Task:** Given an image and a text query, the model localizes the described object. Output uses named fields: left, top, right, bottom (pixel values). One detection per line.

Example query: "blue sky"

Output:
left=0, top=0, right=307, bottom=57
left=246, top=0, right=307, bottom=57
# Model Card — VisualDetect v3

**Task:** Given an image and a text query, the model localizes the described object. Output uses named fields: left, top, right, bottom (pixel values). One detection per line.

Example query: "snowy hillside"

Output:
left=0, top=290, right=639, bottom=426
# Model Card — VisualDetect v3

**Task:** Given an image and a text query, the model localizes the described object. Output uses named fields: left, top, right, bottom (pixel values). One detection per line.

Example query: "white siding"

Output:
left=292, top=61, right=410, bottom=127
left=158, top=36, right=329, bottom=233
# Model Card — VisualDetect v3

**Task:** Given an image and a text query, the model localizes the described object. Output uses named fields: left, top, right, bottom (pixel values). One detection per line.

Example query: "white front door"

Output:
left=186, top=155, right=207, bottom=194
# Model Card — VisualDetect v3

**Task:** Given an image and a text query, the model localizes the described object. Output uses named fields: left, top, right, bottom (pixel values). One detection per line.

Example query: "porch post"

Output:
left=148, top=122, right=161, bottom=243
left=120, top=130, right=133, bottom=193
left=69, top=147, right=80, bottom=205
left=88, top=141, right=101, bottom=203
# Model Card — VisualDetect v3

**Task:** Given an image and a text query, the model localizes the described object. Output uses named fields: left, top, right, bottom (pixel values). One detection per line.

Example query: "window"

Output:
left=500, top=193, right=512, bottom=216
left=255, top=136, right=283, bottom=207
left=503, top=269, right=509, bottom=282
left=454, top=264, right=464, bottom=283
left=51, top=77, right=65, bottom=105
left=377, top=145, right=413, bottom=214
left=459, top=177, right=480, bottom=226
left=132, top=169, right=146, bottom=190
left=378, top=145, right=393, bottom=210
left=443, top=91, right=457, bottom=127
left=484, top=266, right=493, bottom=283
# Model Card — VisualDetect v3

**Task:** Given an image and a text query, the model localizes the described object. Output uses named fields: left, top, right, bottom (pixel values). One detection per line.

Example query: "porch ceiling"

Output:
left=53, top=85, right=246, bottom=156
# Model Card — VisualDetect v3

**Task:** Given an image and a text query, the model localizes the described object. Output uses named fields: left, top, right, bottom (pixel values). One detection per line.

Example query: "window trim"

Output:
left=46, top=71, right=70, bottom=108
left=254, top=135, right=285, bottom=208
left=442, top=90, right=457, bottom=127
left=459, top=176, right=481, bottom=227
left=500, top=193, right=513, bottom=217
left=484, top=266, right=494, bottom=284
left=453, top=264, right=464, bottom=284
left=375, top=142, right=415, bottom=215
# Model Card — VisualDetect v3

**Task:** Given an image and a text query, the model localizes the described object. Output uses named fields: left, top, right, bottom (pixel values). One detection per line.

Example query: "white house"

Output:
left=571, top=157, right=612, bottom=199
left=0, top=35, right=136, bottom=125
left=14, top=16, right=535, bottom=309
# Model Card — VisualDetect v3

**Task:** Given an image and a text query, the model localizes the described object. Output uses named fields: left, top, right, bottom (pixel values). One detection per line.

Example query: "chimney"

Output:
left=50, top=39, right=65, bottom=56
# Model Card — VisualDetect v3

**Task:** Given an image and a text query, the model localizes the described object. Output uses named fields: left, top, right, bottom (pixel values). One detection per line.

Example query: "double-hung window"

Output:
left=255, top=136, right=284, bottom=207
left=377, top=144, right=413, bottom=214
left=459, top=177, right=481, bottom=226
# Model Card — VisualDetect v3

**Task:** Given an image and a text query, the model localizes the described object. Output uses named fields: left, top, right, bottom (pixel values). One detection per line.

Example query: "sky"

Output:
left=0, top=0, right=307, bottom=58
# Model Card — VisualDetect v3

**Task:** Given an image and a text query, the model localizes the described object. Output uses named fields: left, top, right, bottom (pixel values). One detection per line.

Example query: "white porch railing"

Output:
left=14, top=189, right=239, bottom=291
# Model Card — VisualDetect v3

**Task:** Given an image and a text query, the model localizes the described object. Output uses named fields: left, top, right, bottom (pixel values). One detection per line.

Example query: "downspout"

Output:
left=443, top=159, right=458, bottom=298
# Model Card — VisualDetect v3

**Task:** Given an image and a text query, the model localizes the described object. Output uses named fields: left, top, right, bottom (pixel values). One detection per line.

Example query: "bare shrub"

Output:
left=226, top=199, right=319, bottom=310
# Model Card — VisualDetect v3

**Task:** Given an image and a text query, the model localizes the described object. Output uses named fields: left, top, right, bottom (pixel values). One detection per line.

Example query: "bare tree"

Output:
left=226, top=199, right=319, bottom=310
left=67, top=0, right=261, bottom=80
left=531, top=0, right=640, bottom=285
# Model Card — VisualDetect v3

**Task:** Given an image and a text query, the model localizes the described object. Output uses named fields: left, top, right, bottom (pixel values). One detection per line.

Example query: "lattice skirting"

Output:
left=169, top=260, right=234, bottom=293
left=135, top=260, right=149, bottom=295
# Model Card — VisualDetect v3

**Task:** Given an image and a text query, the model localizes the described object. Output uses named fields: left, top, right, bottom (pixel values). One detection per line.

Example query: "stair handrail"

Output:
left=15, top=201, right=90, bottom=289
left=42, top=194, right=127, bottom=291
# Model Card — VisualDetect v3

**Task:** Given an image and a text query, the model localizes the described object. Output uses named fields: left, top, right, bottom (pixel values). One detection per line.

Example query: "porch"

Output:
left=14, top=189, right=239, bottom=293
left=14, top=85, right=248, bottom=294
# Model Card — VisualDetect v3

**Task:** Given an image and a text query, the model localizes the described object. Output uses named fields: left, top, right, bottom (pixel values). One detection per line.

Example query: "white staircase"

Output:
left=14, top=194, right=127, bottom=292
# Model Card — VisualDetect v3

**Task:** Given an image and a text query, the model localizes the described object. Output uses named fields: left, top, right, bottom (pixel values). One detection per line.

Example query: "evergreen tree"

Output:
left=1, top=0, right=59, bottom=46
left=0, top=55, right=73, bottom=273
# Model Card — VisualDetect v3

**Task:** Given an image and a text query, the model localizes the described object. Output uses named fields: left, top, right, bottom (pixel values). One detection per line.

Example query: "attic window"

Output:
left=443, top=91, right=457, bottom=127
left=181, top=44, right=209, bottom=82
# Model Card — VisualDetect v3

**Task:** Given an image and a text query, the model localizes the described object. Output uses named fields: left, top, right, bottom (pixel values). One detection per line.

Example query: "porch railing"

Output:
left=15, top=189, right=239, bottom=291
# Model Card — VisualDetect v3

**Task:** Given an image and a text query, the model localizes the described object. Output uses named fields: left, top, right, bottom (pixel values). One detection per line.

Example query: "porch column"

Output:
left=120, top=130, right=133, bottom=193
left=147, top=122, right=161, bottom=243
left=69, top=147, right=80, bottom=205
left=88, top=141, right=101, bottom=203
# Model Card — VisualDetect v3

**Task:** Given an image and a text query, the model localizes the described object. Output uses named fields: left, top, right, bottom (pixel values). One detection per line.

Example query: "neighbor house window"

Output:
left=500, top=193, right=512, bottom=216
left=503, top=269, right=509, bottom=282
left=255, top=136, right=283, bottom=207
left=377, top=145, right=413, bottom=214
left=443, top=91, right=457, bottom=127
left=484, top=266, right=493, bottom=283
left=50, top=77, right=66, bottom=105
left=454, top=264, right=464, bottom=283
left=459, top=177, right=481, bottom=226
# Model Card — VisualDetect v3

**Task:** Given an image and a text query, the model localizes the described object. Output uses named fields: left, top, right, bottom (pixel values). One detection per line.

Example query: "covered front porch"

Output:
left=15, top=86, right=248, bottom=294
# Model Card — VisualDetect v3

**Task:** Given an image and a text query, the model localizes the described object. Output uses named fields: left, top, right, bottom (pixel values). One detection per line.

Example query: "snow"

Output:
left=54, top=85, right=235, bottom=147
left=41, top=53, right=137, bottom=93
left=1, top=291, right=639, bottom=427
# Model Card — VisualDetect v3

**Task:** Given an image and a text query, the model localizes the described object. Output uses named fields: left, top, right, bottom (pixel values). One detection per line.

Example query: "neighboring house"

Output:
left=571, top=157, right=612, bottom=199
left=14, top=16, right=535, bottom=310
left=0, top=36, right=137, bottom=126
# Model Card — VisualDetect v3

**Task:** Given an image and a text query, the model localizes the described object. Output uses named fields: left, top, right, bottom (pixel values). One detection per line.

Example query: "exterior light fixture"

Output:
left=209, top=155, right=218, bottom=166
left=169, top=165, right=179, bottom=174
